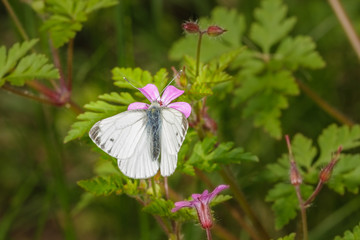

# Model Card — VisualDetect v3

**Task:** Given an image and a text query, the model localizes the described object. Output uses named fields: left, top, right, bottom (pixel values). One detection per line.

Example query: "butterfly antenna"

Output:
left=123, top=77, right=139, bottom=90
left=158, top=70, right=183, bottom=98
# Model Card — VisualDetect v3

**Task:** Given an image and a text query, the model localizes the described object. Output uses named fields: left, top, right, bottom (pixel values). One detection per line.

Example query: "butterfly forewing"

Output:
left=89, top=110, right=159, bottom=179
left=160, top=107, right=188, bottom=176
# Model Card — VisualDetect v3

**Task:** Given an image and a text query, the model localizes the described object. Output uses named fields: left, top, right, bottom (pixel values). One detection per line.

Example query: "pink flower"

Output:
left=171, top=185, right=229, bottom=229
left=128, top=84, right=191, bottom=118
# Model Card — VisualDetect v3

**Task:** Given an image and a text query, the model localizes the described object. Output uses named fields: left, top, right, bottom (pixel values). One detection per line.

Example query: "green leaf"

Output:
left=0, top=39, right=58, bottom=86
left=275, top=36, right=325, bottom=70
left=210, top=194, right=232, bottom=206
left=41, top=0, right=118, bottom=48
left=274, top=233, right=296, bottom=240
left=112, top=67, right=168, bottom=92
left=266, top=183, right=312, bottom=229
left=169, top=7, right=245, bottom=62
left=267, top=125, right=360, bottom=228
left=334, top=222, right=360, bottom=240
left=187, top=136, right=258, bottom=172
left=234, top=70, right=299, bottom=139
left=250, top=0, right=296, bottom=53
left=64, top=92, right=133, bottom=143
left=77, top=175, right=123, bottom=196
left=143, top=199, right=196, bottom=222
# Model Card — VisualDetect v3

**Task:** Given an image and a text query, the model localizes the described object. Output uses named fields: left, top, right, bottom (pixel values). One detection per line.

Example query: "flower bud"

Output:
left=206, top=25, right=227, bottom=37
left=182, top=21, right=200, bottom=34
left=290, top=161, right=302, bottom=186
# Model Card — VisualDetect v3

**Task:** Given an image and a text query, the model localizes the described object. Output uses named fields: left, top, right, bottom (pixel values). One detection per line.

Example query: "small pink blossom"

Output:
left=128, top=84, right=191, bottom=118
left=171, top=185, right=229, bottom=229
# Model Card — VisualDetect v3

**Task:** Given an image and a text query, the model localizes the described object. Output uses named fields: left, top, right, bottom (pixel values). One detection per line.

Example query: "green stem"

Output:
left=219, top=167, right=269, bottom=240
left=151, top=177, right=157, bottom=197
left=2, top=83, right=55, bottom=104
left=195, top=32, right=204, bottom=77
left=2, top=0, right=29, bottom=41
left=295, top=185, right=308, bottom=240
left=67, top=39, right=74, bottom=90
left=296, top=79, right=355, bottom=126
left=328, top=0, right=360, bottom=61
left=206, top=228, right=212, bottom=240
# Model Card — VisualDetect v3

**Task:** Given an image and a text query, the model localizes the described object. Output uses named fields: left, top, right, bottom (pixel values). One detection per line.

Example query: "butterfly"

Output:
left=89, top=82, right=191, bottom=179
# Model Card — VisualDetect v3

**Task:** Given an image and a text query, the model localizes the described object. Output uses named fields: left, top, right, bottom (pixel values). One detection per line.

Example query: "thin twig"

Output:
left=1, top=83, right=54, bottom=104
left=2, top=0, right=29, bottom=41
left=206, top=228, right=213, bottom=240
left=67, top=39, right=74, bottom=90
left=219, top=167, right=269, bottom=239
left=295, top=185, right=308, bottom=240
left=195, top=32, right=204, bottom=77
left=49, top=40, right=66, bottom=89
left=67, top=99, right=83, bottom=114
left=328, top=0, right=360, bottom=61
left=296, top=79, right=355, bottom=126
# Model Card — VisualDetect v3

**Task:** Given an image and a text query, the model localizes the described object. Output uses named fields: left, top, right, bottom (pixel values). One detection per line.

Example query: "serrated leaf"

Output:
left=187, top=136, right=258, bottom=172
left=41, top=0, right=118, bottom=48
left=210, top=194, right=232, bottom=206
left=274, top=233, right=296, bottom=240
left=334, top=222, right=360, bottom=240
left=78, top=175, right=123, bottom=196
left=169, top=7, right=245, bottom=62
left=4, top=54, right=59, bottom=85
left=275, top=36, right=325, bottom=70
left=267, top=125, right=360, bottom=228
left=0, top=39, right=58, bottom=86
left=316, top=124, right=360, bottom=166
left=250, top=0, right=296, bottom=53
left=64, top=92, right=132, bottom=143
left=143, top=199, right=197, bottom=222
left=266, top=183, right=312, bottom=229
left=112, top=67, right=168, bottom=92
left=234, top=70, right=298, bottom=139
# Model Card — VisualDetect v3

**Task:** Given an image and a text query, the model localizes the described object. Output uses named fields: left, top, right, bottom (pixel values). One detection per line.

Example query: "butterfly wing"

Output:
left=160, top=107, right=188, bottom=176
left=89, top=110, right=159, bottom=179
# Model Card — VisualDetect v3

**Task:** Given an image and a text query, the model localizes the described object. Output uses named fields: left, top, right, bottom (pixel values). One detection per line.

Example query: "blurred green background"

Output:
left=1, top=0, right=360, bottom=239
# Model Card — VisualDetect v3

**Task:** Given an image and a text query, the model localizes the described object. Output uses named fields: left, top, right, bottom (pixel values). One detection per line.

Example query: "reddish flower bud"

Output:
left=320, top=146, right=342, bottom=182
left=206, top=25, right=227, bottom=37
left=182, top=21, right=200, bottom=34
left=290, top=161, right=302, bottom=186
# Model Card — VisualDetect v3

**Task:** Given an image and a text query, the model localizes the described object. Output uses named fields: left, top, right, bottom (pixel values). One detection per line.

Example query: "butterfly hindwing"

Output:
left=89, top=110, right=159, bottom=179
left=160, top=107, right=188, bottom=176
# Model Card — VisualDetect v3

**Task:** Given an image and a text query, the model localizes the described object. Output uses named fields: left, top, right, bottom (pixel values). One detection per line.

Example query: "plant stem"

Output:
left=67, top=99, right=83, bottom=114
left=328, top=0, right=360, bottom=61
left=219, top=167, right=269, bottom=239
left=295, top=185, right=308, bottom=240
left=296, top=79, right=354, bottom=126
left=2, top=0, right=29, bottom=41
left=2, top=83, right=54, bottom=105
left=67, top=39, right=74, bottom=90
left=195, top=32, right=204, bottom=77
left=49, top=40, right=66, bottom=89
left=206, top=228, right=212, bottom=240
left=151, top=177, right=157, bottom=197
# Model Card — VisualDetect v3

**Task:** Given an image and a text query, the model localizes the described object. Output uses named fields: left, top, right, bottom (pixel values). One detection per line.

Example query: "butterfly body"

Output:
left=146, top=101, right=162, bottom=161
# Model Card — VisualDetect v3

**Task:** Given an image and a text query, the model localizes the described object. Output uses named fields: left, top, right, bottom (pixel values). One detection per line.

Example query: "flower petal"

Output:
left=206, top=185, right=229, bottom=203
left=139, top=84, right=160, bottom=102
left=128, top=102, right=149, bottom=110
left=171, top=200, right=194, bottom=212
left=168, top=102, right=192, bottom=118
left=161, top=85, right=184, bottom=106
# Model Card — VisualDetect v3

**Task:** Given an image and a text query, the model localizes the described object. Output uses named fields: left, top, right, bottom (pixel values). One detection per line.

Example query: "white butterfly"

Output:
left=89, top=83, right=191, bottom=179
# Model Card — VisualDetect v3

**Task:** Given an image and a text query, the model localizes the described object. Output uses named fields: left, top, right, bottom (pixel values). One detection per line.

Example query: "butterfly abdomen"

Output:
left=147, top=103, right=162, bottom=161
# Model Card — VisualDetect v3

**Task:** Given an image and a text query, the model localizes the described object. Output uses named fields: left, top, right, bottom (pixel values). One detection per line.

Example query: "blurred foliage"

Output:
left=1, top=0, right=360, bottom=239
